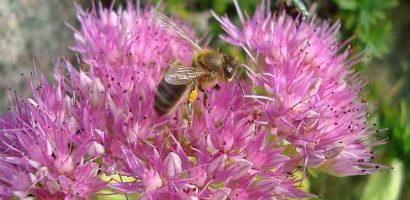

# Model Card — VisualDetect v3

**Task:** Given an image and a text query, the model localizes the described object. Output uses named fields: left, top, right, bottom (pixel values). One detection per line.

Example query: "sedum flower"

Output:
left=0, top=65, right=106, bottom=199
left=214, top=1, right=387, bottom=176
left=0, top=0, right=387, bottom=199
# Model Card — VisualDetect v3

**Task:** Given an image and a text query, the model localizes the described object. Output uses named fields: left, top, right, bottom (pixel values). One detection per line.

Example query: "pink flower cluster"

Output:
left=0, top=1, right=385, bottom=199
left=214, top=2, right=387, bottom=177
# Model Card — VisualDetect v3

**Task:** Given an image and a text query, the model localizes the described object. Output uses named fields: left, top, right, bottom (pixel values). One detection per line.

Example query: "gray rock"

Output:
left=0, top=0, right=75, bottom=111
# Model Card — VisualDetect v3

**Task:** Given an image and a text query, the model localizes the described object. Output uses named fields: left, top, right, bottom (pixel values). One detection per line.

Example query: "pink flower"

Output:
left=214, top=1, right=387, bottom=176
left=68, top=0, right=197, bottom=174
left=0, top=160, right=33, bottom=198
left=0, top=0, right=387, bottom=199
left=0, top=64, right=105, bottom=199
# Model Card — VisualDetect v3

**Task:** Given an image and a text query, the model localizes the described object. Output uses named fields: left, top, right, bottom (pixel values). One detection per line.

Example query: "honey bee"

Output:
left=151, top=10, right=244, bottom=123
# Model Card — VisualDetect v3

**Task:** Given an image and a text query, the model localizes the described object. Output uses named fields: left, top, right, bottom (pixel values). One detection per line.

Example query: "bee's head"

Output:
left=222, top=54, right=238, bottom=81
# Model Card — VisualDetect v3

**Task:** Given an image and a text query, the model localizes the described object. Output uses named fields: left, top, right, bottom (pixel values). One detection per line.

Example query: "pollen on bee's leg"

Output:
left=188, top=88, right=198, bottom=103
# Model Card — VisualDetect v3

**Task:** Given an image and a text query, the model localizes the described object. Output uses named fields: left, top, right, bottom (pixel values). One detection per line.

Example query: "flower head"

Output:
left=0, top=0, right=387, bottom=199
left=0, top=65, right=105, bottom=199
left=214, top=1, right=386, bottom=176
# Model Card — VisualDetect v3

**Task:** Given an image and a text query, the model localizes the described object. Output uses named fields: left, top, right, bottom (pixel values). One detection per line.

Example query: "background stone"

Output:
left=0, top=0, right=75, bottom=111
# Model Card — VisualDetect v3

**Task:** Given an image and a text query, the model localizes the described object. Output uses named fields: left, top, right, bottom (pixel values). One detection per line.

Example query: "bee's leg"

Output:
left=186, top=81, right=198, bottom=127
left=214, top=84, right=221, bottom=91
left=198, top=85, right=209, bottom=112
left=280, top=0, right=288, bottom=11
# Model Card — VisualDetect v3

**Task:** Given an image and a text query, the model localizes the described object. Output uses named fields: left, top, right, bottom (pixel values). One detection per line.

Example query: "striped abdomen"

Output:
left=154, top=78, right=189, bottom=116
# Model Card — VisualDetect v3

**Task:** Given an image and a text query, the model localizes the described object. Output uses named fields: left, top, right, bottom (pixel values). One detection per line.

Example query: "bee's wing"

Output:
left=151, top=9, right=202, bottom=51
left=164, top=63, right=209, bottom=85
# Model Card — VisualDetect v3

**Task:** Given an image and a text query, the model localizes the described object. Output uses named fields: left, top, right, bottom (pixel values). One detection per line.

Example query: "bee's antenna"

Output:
left=199, top=29, right=213, bottom=48
left=235, top=76, right=246, bottom=96
left=154, top=0, right=164, bottom=10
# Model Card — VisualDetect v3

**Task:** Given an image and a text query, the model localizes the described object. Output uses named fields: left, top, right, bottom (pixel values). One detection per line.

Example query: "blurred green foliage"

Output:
left=368, top=81, right=410, bottom=164
left=331, top=0, right=398, bottom=58
left=361, top=160, right=403, bottom=200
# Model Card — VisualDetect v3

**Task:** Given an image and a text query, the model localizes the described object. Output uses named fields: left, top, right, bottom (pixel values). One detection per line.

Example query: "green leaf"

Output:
left=400, top=101, right=408, bottom=125
left=360, top=160, right=403, bottom=200
left=332, top=0, right=358, bottom=11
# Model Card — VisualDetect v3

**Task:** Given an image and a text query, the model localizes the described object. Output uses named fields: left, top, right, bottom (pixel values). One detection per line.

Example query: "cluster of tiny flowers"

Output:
left=0, top=1, right=385, bottom=200
left=214, top=2, right=387, bottom=176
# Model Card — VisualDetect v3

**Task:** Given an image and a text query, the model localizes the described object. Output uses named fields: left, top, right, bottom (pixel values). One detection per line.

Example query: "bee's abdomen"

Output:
left=154, top=79, right=188, bottom=116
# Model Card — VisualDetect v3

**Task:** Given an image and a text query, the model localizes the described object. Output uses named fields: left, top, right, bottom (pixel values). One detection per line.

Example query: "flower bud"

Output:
left=324, top=143, right=345, bottom=159
left=229, top=189, right=249, bottom=200
left=164, top=152, right=182, bottom=177
left=190, top=167, right=207, bottom=187
left=67, top=116, right=78, bottom=134
left=255, top=178, right=280, bottom=194
left=226, top=158, right=252, bottom=180
left=179, top=184, right=199, bottom=200
left=142, top=170, right=162, bottom=192
left=90, top=78, right=105, bottom=108
left=88, top=141, right=105, bottom=155
left=54, top=155, right=74, bottom=174
left=207, top=154, right=227, bottom=175
left=79, top=71, right=92, bottom=92
left=210, top=187, right=231, bottom=200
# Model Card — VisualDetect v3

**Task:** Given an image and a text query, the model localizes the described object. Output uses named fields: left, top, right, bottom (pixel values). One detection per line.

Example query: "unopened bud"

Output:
left=164, top=152, right=182, bottom=177
left=207, top=154, right=227, bottom=175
